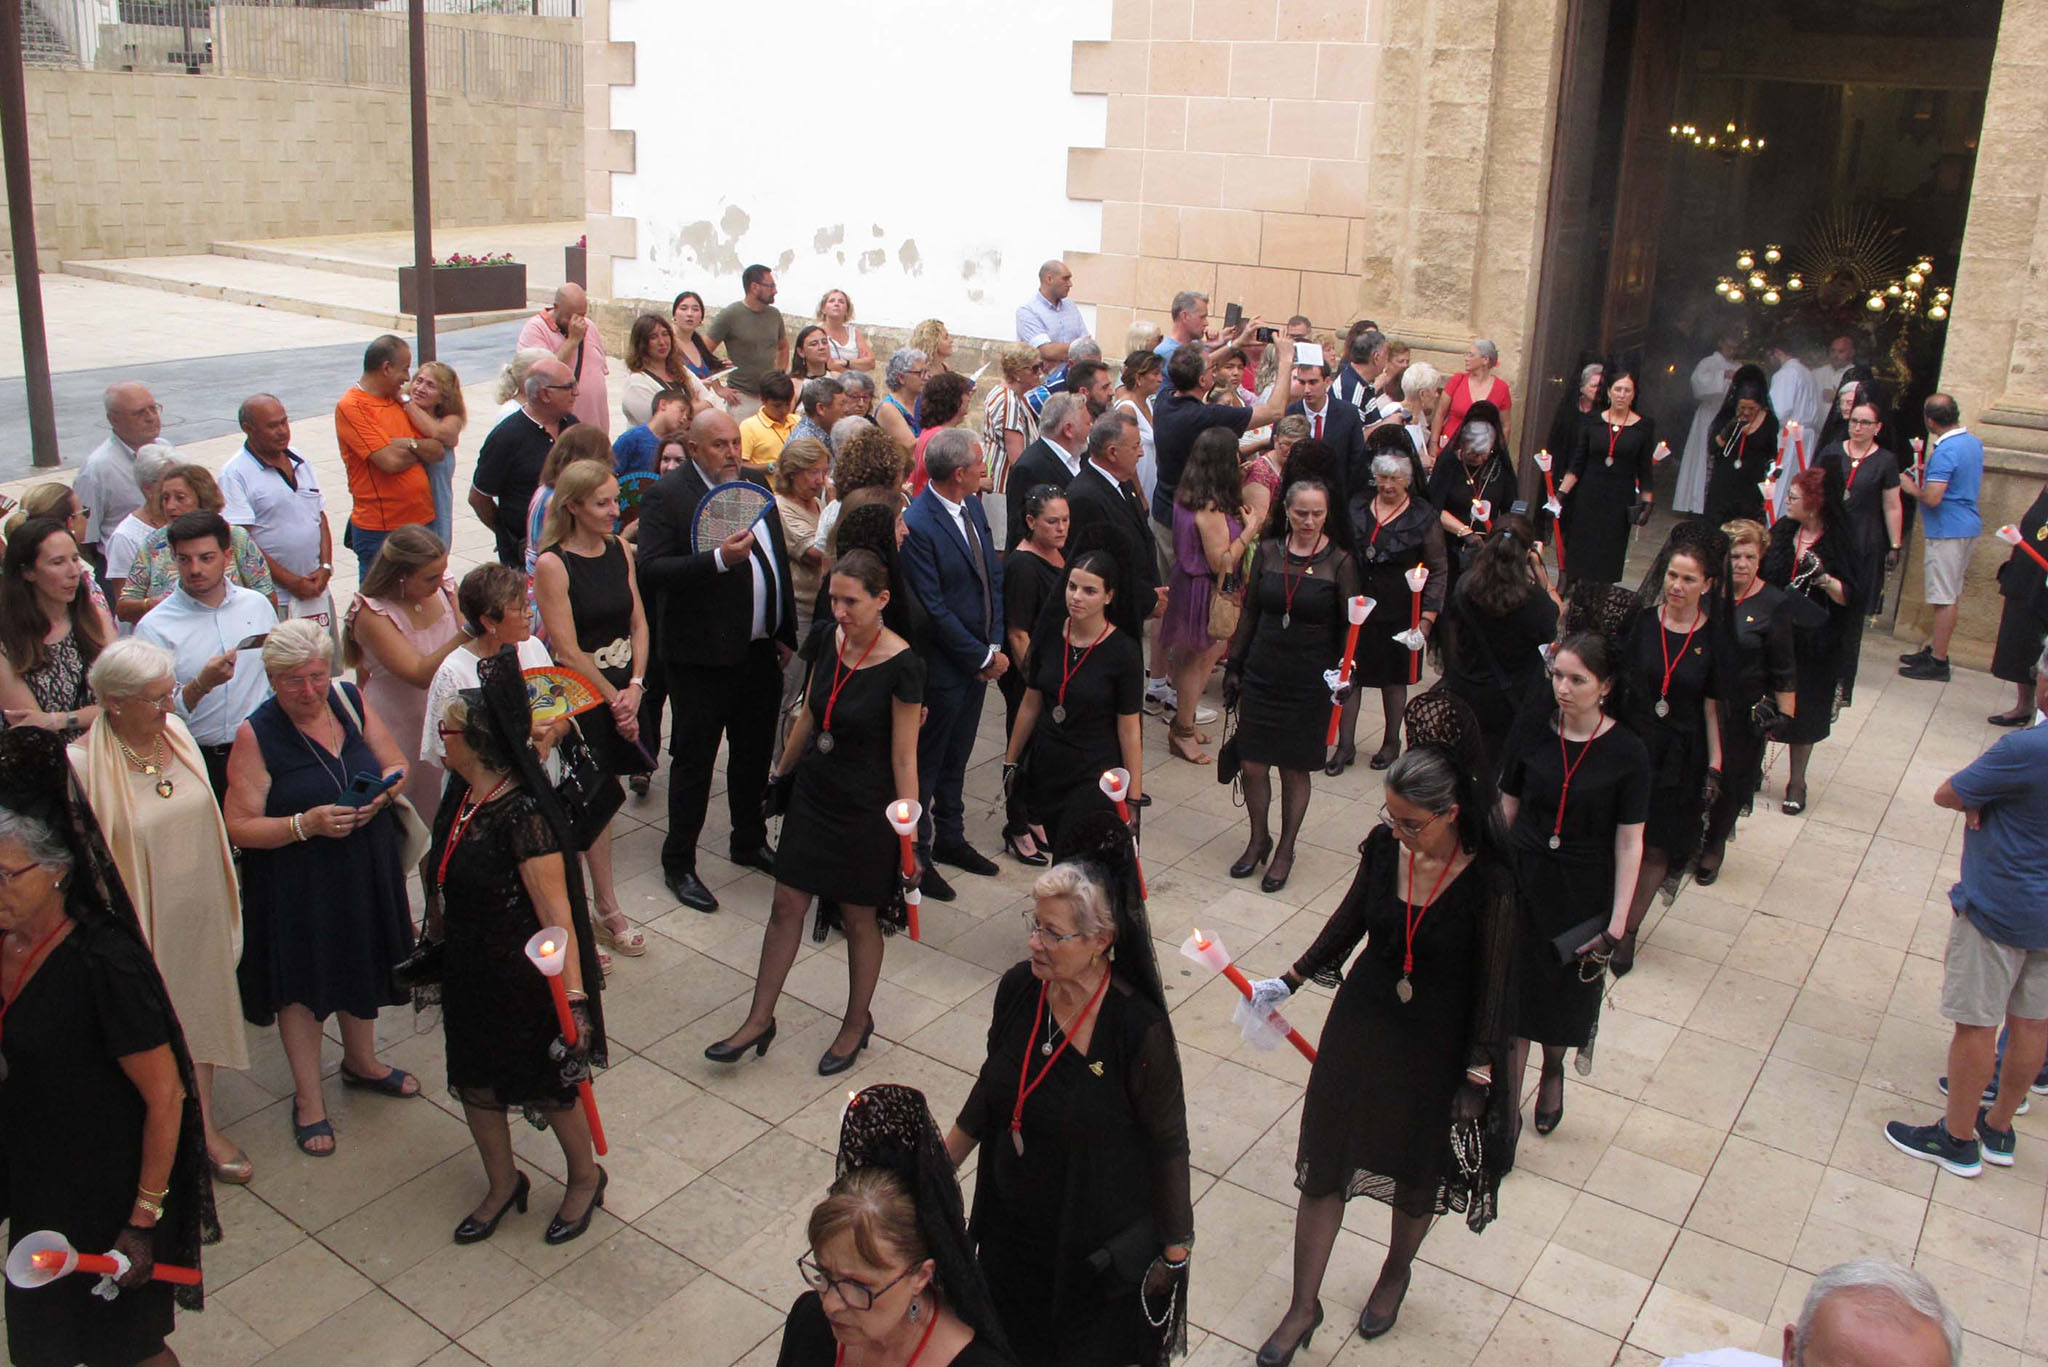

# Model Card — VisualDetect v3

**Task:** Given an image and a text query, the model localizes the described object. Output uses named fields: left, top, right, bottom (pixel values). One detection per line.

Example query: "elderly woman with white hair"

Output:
left=495, top=347, right=555, bottom=422
left=68, top=636, right=252, bottom=1184
left=1387, top=360, right=1444, bottom=469
left=224, top=618, right=418, bottom=1158
left=1434, top=339, right=1511, bottom=457
left=1333, top=441, right=1449, bottom=773
left=100, top=443, right=182, bottom=616
left=877, top=347, right=929, bottom=451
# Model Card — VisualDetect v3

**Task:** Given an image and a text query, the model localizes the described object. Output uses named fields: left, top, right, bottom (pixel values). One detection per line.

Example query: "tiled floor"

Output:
left=2, top=277, right=2041, bottom=1364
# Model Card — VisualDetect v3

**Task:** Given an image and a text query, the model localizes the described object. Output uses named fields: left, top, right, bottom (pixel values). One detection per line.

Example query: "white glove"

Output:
left=1232, top=977, right=1294, bottom=1049
left=1543, top=497, right=1563, bottom=517
left=1393, top=627, right=1426, bottom=653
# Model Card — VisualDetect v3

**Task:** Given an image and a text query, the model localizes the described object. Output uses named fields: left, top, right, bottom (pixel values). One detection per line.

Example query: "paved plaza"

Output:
left=0, top=277, right=2040, bottom=1366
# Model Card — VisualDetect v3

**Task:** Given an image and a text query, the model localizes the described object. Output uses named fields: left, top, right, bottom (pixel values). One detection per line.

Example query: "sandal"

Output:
left=595, top=909, right=647, bottom=957
left=292, top=1101, right=336, bottom=1157
left=1533, top=1065, right=1566, bottom=1136
left=210, top=1148, right=255, bottom=1184
left=1169, top=722, right=1211, bottom=765
left=339, top=1064, right=420, bottom=1098
left=1781, top=783, right=1807, bottom=817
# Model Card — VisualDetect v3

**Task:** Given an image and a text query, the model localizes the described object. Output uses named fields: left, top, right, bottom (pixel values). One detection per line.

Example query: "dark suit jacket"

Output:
left=1290, top=397, right=1368, bottom=496
left=635, top=461, right=798, bottom=669
left=1063, top=460, right=1161, bottom=638
left=901, top=487, right=1004, bottom=689
left=1003, top=437, right=1079, bottom=551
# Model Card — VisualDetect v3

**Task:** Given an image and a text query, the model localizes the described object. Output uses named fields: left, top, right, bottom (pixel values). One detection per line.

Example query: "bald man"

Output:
left=1017, top=258, right=1090, bottom=367
left=76, top=380, right=176, bottom=578
left=518, top=282, right=610, bottom=434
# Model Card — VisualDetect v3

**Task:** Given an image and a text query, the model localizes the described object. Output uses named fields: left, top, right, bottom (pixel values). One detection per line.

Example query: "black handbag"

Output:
left=1086, top=1215, right=1159, bottom=1294
left=1549, top=914, right=1610, bottom=967
left=1216, top=703, right=1241, bottom=786
left=555, top=723, right=625, bottom=850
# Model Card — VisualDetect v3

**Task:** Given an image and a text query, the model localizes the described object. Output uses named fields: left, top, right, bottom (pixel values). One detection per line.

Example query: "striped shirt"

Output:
left=984, top=387, right=1038, bottom=487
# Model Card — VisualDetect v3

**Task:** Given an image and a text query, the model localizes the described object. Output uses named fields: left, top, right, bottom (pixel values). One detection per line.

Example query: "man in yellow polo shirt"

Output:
left=737, top=370, right=799, bottom=472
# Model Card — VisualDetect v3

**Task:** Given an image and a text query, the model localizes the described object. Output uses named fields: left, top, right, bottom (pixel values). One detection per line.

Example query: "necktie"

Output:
left=961, top=507, right=992, bottom=634
left=1313, top=410, right=1324, bottom=441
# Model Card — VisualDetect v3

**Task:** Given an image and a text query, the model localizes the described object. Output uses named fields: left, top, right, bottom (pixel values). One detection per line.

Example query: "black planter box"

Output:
left=398, top=261, right=527, bottom=316
left=565, top=245, right=587, bottom=288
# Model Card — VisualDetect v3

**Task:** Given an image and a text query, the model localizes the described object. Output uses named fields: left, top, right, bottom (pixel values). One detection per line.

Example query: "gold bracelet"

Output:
left=137, top=1183, right=169, bottom=1200
left=133, top=1196, right=164, bottom=1220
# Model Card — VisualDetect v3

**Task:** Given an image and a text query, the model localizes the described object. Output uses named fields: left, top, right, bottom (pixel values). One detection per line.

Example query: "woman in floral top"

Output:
left=118, top=464, right=271, bottom=621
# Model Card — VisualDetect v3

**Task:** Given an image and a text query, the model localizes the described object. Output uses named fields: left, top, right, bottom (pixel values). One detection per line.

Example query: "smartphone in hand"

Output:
left=336, top=770, right=400, bottom=808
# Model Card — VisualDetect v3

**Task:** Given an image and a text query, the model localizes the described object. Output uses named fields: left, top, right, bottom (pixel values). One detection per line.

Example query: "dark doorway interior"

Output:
left=1525, top=0, right=2000, bottom=482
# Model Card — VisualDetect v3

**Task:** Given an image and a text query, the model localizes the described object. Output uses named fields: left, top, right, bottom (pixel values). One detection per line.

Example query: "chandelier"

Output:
left=1863, top=256, right=1952, bottom=322
left=1670, top=120, right=1766, bottom=156
left=1714, top=245, right=1801, bottom=306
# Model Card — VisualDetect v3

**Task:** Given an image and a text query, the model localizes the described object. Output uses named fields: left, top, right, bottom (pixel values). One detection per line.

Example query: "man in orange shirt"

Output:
left=335, top=334, right=443, bottom=575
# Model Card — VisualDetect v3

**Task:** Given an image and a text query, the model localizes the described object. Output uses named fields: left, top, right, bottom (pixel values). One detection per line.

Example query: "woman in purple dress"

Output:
left=1159, top=429, right=1256, bottom=765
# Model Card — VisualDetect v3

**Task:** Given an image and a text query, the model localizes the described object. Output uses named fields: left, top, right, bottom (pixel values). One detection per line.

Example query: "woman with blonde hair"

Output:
left=495, top=347, right=553, bottom=418
left=907, top=319, right=956, bottom=381
left=987, top=343, right=1044, bottom=480
left=117, top=462, right=272, bottom=623
left=406, top=359, right=468, bottom=547
left=817, top=287, right=874, bottom=372
left=69, top=637, right=252, bottom=1183
left=534, top=460, right=651, bottom=957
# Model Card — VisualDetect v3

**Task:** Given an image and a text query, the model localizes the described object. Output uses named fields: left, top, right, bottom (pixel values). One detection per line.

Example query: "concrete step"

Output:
left=60, top=255, right=531, bottom=333
left=209, top=239, right=555, bottom=307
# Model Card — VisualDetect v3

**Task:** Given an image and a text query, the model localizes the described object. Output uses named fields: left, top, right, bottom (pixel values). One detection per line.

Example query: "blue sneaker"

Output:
left=1977, top=1109, right=2016, bottom=1167
left=1885, top=1119, right=1982, bottom=1177
left=1939, top=1075, right=2030, bottom=1116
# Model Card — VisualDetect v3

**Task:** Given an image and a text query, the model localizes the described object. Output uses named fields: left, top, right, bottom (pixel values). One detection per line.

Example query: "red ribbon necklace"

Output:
left=1397, top=847, right=1457, bottom=1003
left=436, top=774, right=512, bottom=888
left=819, top=625, right=881, bottom=749
left=1655, top=606, right=1704, bottom=717
left=1054, top=618, right=1113, bottom=722
left=834, top=1306, right=938, bottom=1367
left=1550, top=716, right=1612, bottom=849
left=1367, top=498, right=1408, bottom=551
left=1010, top=968, right=1111, bottom=1156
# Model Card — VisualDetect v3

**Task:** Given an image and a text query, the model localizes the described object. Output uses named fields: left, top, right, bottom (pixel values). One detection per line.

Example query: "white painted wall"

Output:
left=607, top=0, right=1107, bottom=340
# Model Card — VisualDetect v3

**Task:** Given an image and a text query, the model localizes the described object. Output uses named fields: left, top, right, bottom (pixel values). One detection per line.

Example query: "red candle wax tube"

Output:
left=1998, top=525, right=2048, bottom=573
left=525, top=931, right=608, bottom=1156
left=904, top=887, right=922, bottom=942
left=31, top=1250, right=202, bottom=1286
left=1326, top=596, right=1371, bottom=748
left=1097, top=770, right=1146, bottom=899
left=1404, top=565, right=1429, bottom=686
left=1185, top=931, right=1318, bottom=1063
left=884, top=800, right=922, bottom=880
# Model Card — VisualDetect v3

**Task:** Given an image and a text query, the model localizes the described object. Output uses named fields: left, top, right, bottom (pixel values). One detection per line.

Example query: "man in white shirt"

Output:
left=1661, top=1257, right=1957, bottom=1367
left=75, top=381, right=176, bottom=580
left=220, top=394, right=334, bottom=629
left=1813, top=333, right=1858, bottom=410
left=136, top=510, right=278, bottom=800
left=1016, top=260, right=1090, bottom=368
left=1767, top=334, right=1822, bottom=519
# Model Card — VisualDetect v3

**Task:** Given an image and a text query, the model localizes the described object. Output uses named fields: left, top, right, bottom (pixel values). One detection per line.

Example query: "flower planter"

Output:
left=398, top=261, right=527, bottom=316
left=564, top=244, right=587, bottom=288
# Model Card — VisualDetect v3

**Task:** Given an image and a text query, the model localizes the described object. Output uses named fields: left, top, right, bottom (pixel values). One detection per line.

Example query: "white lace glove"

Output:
left=1393, top=627, right=1427, bottom=653
left=1233, top=977, right=1295, bottom=1049
left=1321, top=668, right=1353, bottom=706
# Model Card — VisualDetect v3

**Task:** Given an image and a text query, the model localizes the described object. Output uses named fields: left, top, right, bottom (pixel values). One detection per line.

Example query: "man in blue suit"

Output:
left=901, top=427, right=1007, bottom=900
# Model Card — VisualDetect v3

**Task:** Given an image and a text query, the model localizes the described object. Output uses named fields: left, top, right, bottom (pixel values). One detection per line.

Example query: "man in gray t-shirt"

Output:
left=704, top=264, right=788, bottom=416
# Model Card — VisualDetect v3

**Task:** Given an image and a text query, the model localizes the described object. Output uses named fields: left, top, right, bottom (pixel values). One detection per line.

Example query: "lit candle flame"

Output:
left=893, top=802, right=912, bottom=821
left=30, top=1251, right=62, bottom=1269
left=540, top=940, right=556, bottom=956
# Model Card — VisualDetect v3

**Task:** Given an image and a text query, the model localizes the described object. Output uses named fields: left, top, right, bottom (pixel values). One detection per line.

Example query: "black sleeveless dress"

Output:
left=543, top=536, right=647, bottom=775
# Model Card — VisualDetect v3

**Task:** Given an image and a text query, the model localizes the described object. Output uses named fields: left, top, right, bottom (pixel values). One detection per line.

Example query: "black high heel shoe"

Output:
left=1324, top=743, right=1355, bottom=777
left=1359, top=1267, right=1410, bottom=1340
left=1229, top=836, right=1273, bottom=880
left=1533, top=1065, right=1566, bottom=1136
left=818, top=1017, right=874, bottom=1076
left=1260, top=854, right=1293, bottom=895
left=453, top=1172, right=529, bottom=1244
left=1607, top=929, right=1638, bottom=978
left=1255, top=1302, right=1324, bottom=1367
left=1003, top=830, right=1050, bottom=867
left=1368, top=743, right=1400, bottom=771
left=704, top=1019, right=777, bottom=1063
left=544, top=1166, right=607, bottom=1245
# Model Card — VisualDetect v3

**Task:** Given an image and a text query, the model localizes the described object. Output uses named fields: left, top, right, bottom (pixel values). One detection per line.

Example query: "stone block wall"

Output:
left=0, top=70, right=583, bottom=273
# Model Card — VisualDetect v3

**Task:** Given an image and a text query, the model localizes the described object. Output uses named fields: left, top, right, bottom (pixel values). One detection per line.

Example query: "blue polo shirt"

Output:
left=1947, top=721, right=2048, bottom=948
left=1921, top=428, right=1983, bottom=540
left=613, top=424, right=660, bottom=478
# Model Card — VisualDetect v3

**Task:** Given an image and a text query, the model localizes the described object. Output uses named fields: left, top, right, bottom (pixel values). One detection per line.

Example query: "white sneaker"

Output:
left=1189, top=701, right=1219, bottom=725
left=1144, top=680, right=1175, bottom=716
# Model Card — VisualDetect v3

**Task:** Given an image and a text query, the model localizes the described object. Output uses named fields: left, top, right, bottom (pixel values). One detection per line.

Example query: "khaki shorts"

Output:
left=1152, top=517, right=1176, bottom=586
left=1942, top=912, right=2048, bottom=1027
left=1923, top=537, right=1976, bottom=606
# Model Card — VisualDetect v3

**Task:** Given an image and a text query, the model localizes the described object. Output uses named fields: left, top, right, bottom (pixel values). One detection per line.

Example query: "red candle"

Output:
left=30, top=1249, right=202, bottom=1286
left=1999, top=524, right=2048, bottom=574
left=1535, top=449, right=1567, bottom=578
left=904, top=887, right=922, bottom=942
left=883, top=800, right=924, bottom=940
left=1193, top=931, right=1318, bottom=1063
left=1098, top=769, right=1146, bottom=899
left=1404, top=564, right=1429, bottom=686
left=1326, top=595, right=1372, bottom=749
left=525, top=932, right=608, bottom=1156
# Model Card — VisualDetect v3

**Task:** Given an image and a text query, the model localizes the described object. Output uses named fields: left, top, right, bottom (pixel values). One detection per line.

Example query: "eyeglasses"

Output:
left=134, top=692, right=177, bottom=712
left=0, top=861, right=47, bottom=889
left=1021, top=910, right=1087, bottom=945
left=1377, top=805, right=1449, bottom=840
left=1847, top=418, right=1879, bottom=427
left=797, top=1253, right=915, bottom=1311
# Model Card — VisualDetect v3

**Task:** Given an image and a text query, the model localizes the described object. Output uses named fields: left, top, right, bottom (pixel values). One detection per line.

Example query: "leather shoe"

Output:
left=933, top=841, right=998, bottom=876
left=666, top=869, right=719, bottom=913
left=729, top=844, right=777, bottom=876
left=920, top=865, right=958, bottom=902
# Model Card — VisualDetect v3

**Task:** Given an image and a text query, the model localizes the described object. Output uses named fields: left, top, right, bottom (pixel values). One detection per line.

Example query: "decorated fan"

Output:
left=524, top=666, right=607, bottom=722
left=617, top=470, right=659, bottom=510
left=690, top=480, right=775, bottom=552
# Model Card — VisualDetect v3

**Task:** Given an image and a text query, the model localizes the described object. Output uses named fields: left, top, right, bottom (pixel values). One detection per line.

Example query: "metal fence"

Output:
left=22, top=0, right=582, bottom=109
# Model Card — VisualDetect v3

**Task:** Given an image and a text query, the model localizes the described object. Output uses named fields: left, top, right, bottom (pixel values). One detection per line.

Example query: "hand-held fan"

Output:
left=690, top=480, right=775, bottom=553
left=525, top=666, right=607, bottom=722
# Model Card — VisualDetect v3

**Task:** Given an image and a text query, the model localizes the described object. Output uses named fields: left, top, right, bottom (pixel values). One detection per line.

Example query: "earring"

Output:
left=906, top=1295, right=922, bottom=1324
left=1107, top=945, right=1116, bottom=961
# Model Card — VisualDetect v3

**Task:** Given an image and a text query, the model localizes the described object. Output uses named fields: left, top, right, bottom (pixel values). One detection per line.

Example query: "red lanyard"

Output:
left=1282, top=538, right=1324, bottom=617
left=821, top=627, right=881, bottom=738
left=435, top=775, right=512, bottom=888
left=0, top=918, right=73, bottom=1055
left=1368, top=500, right=1408, bottom=550
left=1400, top=848, right=1456, bottom=979
left=1607, top=422, right=1622, bottom=465
left=1011, top=970, right=1111, bottom=1150
left=1844, top=446, right=1869, bottom=492
left=1552, top=718, right=1610, bottom=847
left=1657, top=609, right=1703, bottom=709
left=1057, top=619, right=1113, bottom=712
left=835, top=1312, right=937, bottom=1367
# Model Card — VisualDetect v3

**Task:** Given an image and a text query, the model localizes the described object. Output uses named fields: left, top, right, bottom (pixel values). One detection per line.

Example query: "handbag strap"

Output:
left=328, top=679, right=364, bottom=734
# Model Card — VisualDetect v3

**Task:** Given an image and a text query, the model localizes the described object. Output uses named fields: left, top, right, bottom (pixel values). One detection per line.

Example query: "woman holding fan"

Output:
left=705, top=550, right=923, bottom=1077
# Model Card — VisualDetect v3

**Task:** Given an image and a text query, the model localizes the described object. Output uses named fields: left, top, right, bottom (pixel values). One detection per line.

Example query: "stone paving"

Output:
left=0, top=276, right=2042, bottom=1366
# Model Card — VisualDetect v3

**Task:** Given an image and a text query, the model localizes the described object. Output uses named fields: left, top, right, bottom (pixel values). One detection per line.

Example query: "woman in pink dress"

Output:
left=1434, top=339, right=1512, bottom=457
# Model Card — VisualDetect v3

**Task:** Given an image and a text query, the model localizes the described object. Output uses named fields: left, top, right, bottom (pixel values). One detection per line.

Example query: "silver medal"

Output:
left=1052, top=705, right=1067, bottom=724
left=816, top=732, right=836, bottom=754
left=1395, top=976, right=1414, bottom=1004
left=1282, top=613, right=1292, bottom=630
left=1548, top=834, right=1561, bottom=850
left=1011, top=1129, right=1025, bottom=1156
left=1654, top=698, right=1670, bottom=718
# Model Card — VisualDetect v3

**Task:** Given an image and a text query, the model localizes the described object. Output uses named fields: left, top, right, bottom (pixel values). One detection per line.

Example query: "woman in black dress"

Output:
left=1541, top=361, right=1604, bottom=508
left=1003, top=550, right=1145, bottom=851
left=432, top=656, right=609, bottom=1245
left=1815, top=394, right=1902, bottom=705
left=1335, top=447, right=1447, bottom=773
left=1610, top=524, right=1727, bottom=975
left=1440, top=517, right=1560, bottom=782
left=947, top=815, right=1192, bottom=1367
left=1222, top=479, right=1359, bottom=892
left=1247, top=692, right=1517, bottom=1359
left=1427, top=399, right=1519, bottom=575
left=1500, top=625, right=1649, bottom=1133
left=707, top=551, right=924, bottom=1077
left=1697, top=520, right=1799, bottom=885
left=0, top=727, right=215, bottom=1367
left=1760, top=468, right=1859, bottom=817
left=1559, top=368, right=1659, bottom=586
left=533, top=462, right=653, bottom=958
left=1000, top=485, right=1068, bottom=866
left=1988, top=483, right=2048, bottom=725
left=780, top=1084, right=1015, bottom=1367
left=1704, top=366, right=1777, bottom=527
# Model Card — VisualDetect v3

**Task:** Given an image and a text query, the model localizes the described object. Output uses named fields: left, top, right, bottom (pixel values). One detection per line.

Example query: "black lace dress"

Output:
left=1346, top=497, right=1447, bottom=688
left=1705, top=414, right=1778, bottom=527
left=956, top=963, right=1192, bottom=1367
left=439, top=787, right=606, bottom=1113
left=1288, top=826, right=1517, bottom=1227
left=1227, top=539, right=1359, bottom=772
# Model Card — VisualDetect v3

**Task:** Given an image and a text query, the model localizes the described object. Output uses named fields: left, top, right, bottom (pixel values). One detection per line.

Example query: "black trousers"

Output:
left=637, top=609, right=670, bottom=758
left=660, top=641, right=782, bottom=877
